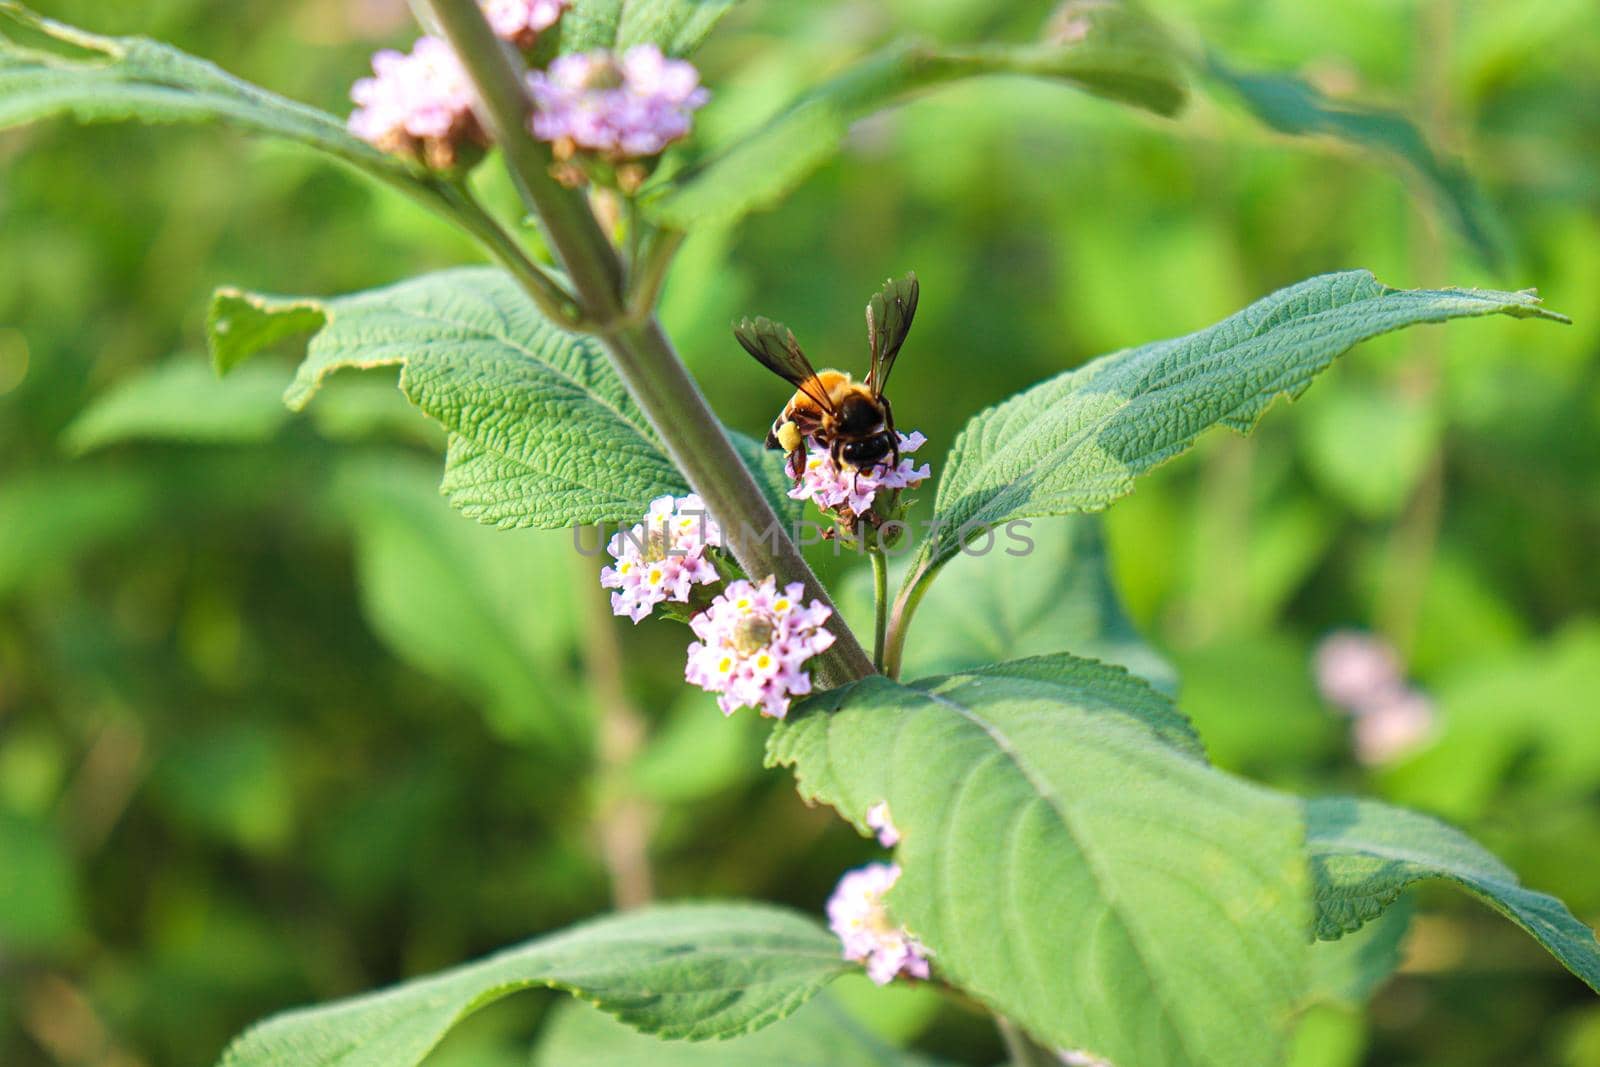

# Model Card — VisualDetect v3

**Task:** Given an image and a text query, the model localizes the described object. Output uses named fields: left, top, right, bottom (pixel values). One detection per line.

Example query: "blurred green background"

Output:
left=2, top=0, right=1597, bottom=1064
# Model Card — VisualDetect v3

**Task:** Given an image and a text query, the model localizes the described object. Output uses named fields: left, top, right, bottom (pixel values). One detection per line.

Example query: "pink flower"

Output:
left=826, top=863, right=931, bottom=986
left=526, top=44, right=709, bottom=160
left=866, top=801, right=900, bottom=848
left=1312, top=630, right=1437, bottom=766
left=1353, top=690, right=1437, bottom=766
left=788, top=431, right=930, bottom=518
left=684, top=578, right=835, bottom=719
left=600, top=494, right=723, bottom=623
left=349, top=36, right=482, bottom=166
left=1314, top=630, right=1404, bottom=714
left=481, top=0, right=568, bottom=45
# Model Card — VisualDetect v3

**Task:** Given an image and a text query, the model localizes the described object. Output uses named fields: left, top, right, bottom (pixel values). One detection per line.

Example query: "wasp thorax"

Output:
left=732, top=613, right=777, bottom=654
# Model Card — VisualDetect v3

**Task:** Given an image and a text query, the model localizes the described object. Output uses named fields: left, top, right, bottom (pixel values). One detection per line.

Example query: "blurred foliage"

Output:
left=1, top=0, right=1597, bottom=1065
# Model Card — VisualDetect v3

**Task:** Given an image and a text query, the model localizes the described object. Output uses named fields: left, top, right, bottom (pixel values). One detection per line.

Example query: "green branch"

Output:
left=421, top=0, right=874, bottom=685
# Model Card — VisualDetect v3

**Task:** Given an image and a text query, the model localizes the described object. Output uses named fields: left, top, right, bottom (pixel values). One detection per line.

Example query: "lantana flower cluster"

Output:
left=685, top=578, right=835, bottom=720
left=1314, top=630, right=1437, bottom=765
left=597, top=496, right=836, bottom=721
left=527, top=45, right=710, bottom=168
left=349, top=3, right=707, bottom=176
left=826, top=861, right=931, bottom=986
left=349, top=36, right=483, bottom=168
left=788, top=431, right=930, bottom=531
left=599, top=493, right=723, bottom=623
left=482, top=0, right=569, bottom=47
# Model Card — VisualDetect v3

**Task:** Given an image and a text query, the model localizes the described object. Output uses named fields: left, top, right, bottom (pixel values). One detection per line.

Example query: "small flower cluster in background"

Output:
left=348, top=1, right=707, bottom=179
left=349, top=37, right=483, bottom=168
left=1056, top=1050, right=1115, bottom=1067
left=825, top=799, right=928, bottom=985
left=824, top=805, right=931, bottom=985
left=482, top=0, right=568, bottom=48
left=826, top=861, right=931, bottom=985
left=685, top=578, right=835, bottom=719
left=528, top=45, right=709, bottom=182
left=1314, top=630, right=1437, bottom=765
left=788, top=431, right=930, bottom=534
left=600, top=493, right=723, bottom=623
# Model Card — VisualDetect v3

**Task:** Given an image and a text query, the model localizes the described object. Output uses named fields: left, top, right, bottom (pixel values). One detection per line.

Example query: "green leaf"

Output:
left=0, top=468, right=157, bottom=598
left=532, top=994, right=950, bottom=1067
left=217, top=903, right=850, bottom=1067
left=1306, top=796, right=1600, bottom=994
left=1202, top=54, right=1506, bottom=268
left=882, top=514, right=1177, bottom=693
left=647, top=31, right=1186, bottom=229
left=909, top=270, right=1566, bottom=586
left=209, top=291, right=325, bottom=377
left=0, top=3, right=429, bottom=196
left=559, top=0, right=742, bottom=56
left=332, top=458, right=591, bottom=753
left=1305, top=897, right=1411, bottom=1009
left=768, top=656, right=1310, bottom=1067
left=207, top=268, right=795, bottom=527
left=63, top=357, right=292, bottom=452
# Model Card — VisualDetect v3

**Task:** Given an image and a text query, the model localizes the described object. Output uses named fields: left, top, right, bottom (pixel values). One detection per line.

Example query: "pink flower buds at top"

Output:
left=1314, top=630, right=1404, bottom=714
left=826, top=863, right=931, bottom=986
left=481, top=0, right=568, bottom=47
left=788, top=431, right=931, bottom=521
left=600, top=494, right=723, bottom=623
left=349, top=36, right=483, bottom=168
left=866, top=801, right=900, bottom=848
left=526, top=44, right=710, bottom=162
left=684, top=578, right=835, bottom=720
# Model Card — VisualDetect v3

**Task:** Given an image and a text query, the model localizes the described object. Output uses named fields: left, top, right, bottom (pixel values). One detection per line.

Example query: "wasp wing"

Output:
left=734, top=316, right=835, bottom=413
left=865, top=271, right=919, bottom=398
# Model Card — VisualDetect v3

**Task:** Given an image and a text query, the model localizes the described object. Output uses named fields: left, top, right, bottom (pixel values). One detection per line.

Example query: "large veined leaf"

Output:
left=533, top=995, right=950, bottom=1067
left=1203, top=55, right=1504, bottom=268
left=208, top=268, right=795, bottom=527
left=217, top=903, right=850, bottom=1067
left=906, top=271, right=1566, bottom=590
left=1307, top=797, right=1600, bottom=993
left=768, top=655, right=1310, bottom=1067
left=647, top=26, right=1186, bottom=229
left=0, top=3, right=431, bottom=198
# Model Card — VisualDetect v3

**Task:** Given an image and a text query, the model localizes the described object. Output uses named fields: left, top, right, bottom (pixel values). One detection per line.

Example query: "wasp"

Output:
left=733, top=272, right=919, bottom=480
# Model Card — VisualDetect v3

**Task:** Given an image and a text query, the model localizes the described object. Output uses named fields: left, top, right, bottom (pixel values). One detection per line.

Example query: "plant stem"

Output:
left=868, top=545, right=888, bottom=670
left=881, top=560, right=934, bottom=680
left=434, top=181, right=581, bottom=324
left=421, top=0, right=875, bottom=685
left=576, top=545, right=657, bottom=910
left=421, top=0, right=622, bottom=308
left=996, top=1017, right=1059, bottom=1067
left=626, top=227, right=686, bottom=318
